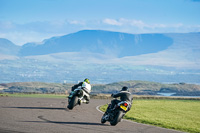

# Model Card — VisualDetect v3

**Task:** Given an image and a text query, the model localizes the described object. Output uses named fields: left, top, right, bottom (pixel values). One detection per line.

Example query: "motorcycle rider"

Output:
left=69, top=78, right=91, bottom=104
left=109, top=86, right=133, bottom=112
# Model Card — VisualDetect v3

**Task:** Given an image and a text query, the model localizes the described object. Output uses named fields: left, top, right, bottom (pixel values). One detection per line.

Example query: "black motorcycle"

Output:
left=67, top=87, right=89, bottom=110
left=101, top=100, right=130, bottom=126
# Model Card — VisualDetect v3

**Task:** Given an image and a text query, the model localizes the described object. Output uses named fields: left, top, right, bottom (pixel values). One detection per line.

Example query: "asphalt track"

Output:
left=0, top=97, right=184, bottom=133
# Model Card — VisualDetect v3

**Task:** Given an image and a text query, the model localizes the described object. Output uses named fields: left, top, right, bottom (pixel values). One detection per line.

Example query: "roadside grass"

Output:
left=0, top=93, right=67, bottom=99
left=100, top=99, right=200, bottom=133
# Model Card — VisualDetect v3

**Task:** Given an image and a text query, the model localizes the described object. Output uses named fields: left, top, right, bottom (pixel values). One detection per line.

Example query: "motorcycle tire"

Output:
left=110, top=110, right=123, bottom=126
left=101, top=114, right=107, bottom=124
left=67, top=96, right=78, bottom=110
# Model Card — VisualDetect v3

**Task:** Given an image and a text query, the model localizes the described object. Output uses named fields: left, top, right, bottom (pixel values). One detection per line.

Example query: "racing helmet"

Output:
left=121, top=86, right=129, bottom=91
left=84, top=78, right=90, bottom=84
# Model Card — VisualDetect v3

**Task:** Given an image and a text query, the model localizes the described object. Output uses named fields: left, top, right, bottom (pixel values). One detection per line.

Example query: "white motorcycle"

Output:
left=67, top=86, right=90, bottom=110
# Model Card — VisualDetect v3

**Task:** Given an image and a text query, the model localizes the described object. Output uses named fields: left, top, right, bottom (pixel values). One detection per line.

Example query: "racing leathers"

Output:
left=110, top=91, right=133, bottom=111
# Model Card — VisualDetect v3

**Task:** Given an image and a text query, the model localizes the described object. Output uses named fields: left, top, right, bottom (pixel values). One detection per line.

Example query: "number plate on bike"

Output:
left=120, top=105, right=127, bottom=111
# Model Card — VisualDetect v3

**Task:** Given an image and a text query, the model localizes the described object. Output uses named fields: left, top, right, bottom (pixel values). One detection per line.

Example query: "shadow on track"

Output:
left=19, top=116, right=108, bottom=126
left=3, top=106, right=66, bottom=110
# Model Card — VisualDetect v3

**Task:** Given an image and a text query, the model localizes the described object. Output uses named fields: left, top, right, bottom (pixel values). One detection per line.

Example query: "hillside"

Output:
left=92, top=80, right=200, bottom=96
left=1, top=81, right=200, bottom=96
left=0, top=38, right=20, bottom=55
left=18, top=30, right=173, bottom=57
left=119, top=33, right=200, bottom=69
left=0, top=82, right=73, bottom=93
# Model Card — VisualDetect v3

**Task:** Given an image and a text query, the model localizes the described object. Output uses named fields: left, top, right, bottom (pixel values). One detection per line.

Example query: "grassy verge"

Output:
left=0, top=93, right=67, bottom=98
left=100, top=99, right=200, bottom=133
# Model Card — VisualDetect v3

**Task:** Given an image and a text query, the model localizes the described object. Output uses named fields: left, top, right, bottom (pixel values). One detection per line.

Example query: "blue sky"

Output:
left=0, top=0, right=200, bottom=45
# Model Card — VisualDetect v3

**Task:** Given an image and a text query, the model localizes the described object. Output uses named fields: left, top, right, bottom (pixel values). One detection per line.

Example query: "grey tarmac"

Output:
left=0, top=97, right=184, bottom=133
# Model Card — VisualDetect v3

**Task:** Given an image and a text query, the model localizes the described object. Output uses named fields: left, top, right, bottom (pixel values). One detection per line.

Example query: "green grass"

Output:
left=100, top=100, right=200, bottom=133
left=0, top=93, right=67, bottom=98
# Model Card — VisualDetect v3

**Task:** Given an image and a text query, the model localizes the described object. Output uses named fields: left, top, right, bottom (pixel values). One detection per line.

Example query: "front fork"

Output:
left=68, top=91, right=75, bottom=98
left=104, top=104, right=114, bottom=121
left=68, top=91, right=76, bottom=103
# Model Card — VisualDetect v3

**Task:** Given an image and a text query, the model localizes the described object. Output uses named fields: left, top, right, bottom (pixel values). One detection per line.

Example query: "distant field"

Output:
left=100, top=99, right=200, bottom=133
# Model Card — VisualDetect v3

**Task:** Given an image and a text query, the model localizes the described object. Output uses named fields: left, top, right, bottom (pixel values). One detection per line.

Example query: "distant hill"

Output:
left=0, top=38, right=20, bottom=55
left=0, top=82, right=73, bottom=93
left=18, top=30, right=173, bottom=57
left=1, top=81, right=200, bottom=96
left=92, top=80, right=200, bottom=96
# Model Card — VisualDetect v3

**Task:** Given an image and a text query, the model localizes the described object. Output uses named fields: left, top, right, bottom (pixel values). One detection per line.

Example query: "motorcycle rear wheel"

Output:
left=110, top=110, right=123, bottom=126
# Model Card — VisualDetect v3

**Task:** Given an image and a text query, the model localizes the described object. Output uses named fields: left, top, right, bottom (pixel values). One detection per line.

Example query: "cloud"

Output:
left=102, top=18, right=199, bottom=32
left=103, top=19, right=122, bottom=26
left=67, top=20, right=85, bottom=25
left=102, top=18, right=167, bottom=29
left=0, top=21, right=15, bottom=30
left=118, top=18, right=146, bottom=28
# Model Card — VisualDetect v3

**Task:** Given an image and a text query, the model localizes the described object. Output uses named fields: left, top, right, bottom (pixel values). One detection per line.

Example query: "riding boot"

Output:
left=78, top=99, right=82, bottom=105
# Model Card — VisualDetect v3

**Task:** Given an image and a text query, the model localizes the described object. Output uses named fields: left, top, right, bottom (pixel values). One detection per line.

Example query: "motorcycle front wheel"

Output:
left=67, top=96, right=78, bottom=110
left=101, top=113, right=107, bottom=124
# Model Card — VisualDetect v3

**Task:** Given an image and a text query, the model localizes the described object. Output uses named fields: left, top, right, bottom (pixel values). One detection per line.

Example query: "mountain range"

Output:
left=0, top=30, right=200, bottom=84
left=18, top=30, right=173, bottom=57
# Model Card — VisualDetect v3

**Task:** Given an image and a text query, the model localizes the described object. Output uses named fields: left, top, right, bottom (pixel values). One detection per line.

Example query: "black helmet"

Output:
left=121, top=86, right=128, bottom=91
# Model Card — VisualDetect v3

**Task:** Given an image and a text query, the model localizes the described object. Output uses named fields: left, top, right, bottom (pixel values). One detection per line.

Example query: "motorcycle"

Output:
left=101, top=100, right=130, bottom=126
left=67, top=87, right=89, bottom=110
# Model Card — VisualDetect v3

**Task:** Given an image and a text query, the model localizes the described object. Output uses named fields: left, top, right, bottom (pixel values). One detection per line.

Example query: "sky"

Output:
left=0, top=0, right=200, bottom=45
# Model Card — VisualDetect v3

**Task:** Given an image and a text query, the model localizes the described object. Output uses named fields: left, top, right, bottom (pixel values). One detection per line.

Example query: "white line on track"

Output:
left=96, top=105, right=104, bottom=114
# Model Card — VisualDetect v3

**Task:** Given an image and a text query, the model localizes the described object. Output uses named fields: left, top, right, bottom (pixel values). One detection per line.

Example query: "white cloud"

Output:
left=67, top=20, right=85, bottom=25
left=0, top=21, right=15, bottom=30
left=102, top=18, right=183, bottom=29
left=102, top=18, right=200, bottom=33
left=119, top=18, right=146, bottom=28
left=102, top=18, right=146, bottom=28
left=103, top=18, right=122, bottom=26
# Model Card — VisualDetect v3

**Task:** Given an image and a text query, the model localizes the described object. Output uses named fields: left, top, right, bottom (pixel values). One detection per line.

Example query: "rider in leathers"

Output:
left=70, top=78, right=91, bottom=104
left=110, top=86, right=133, bottom=111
